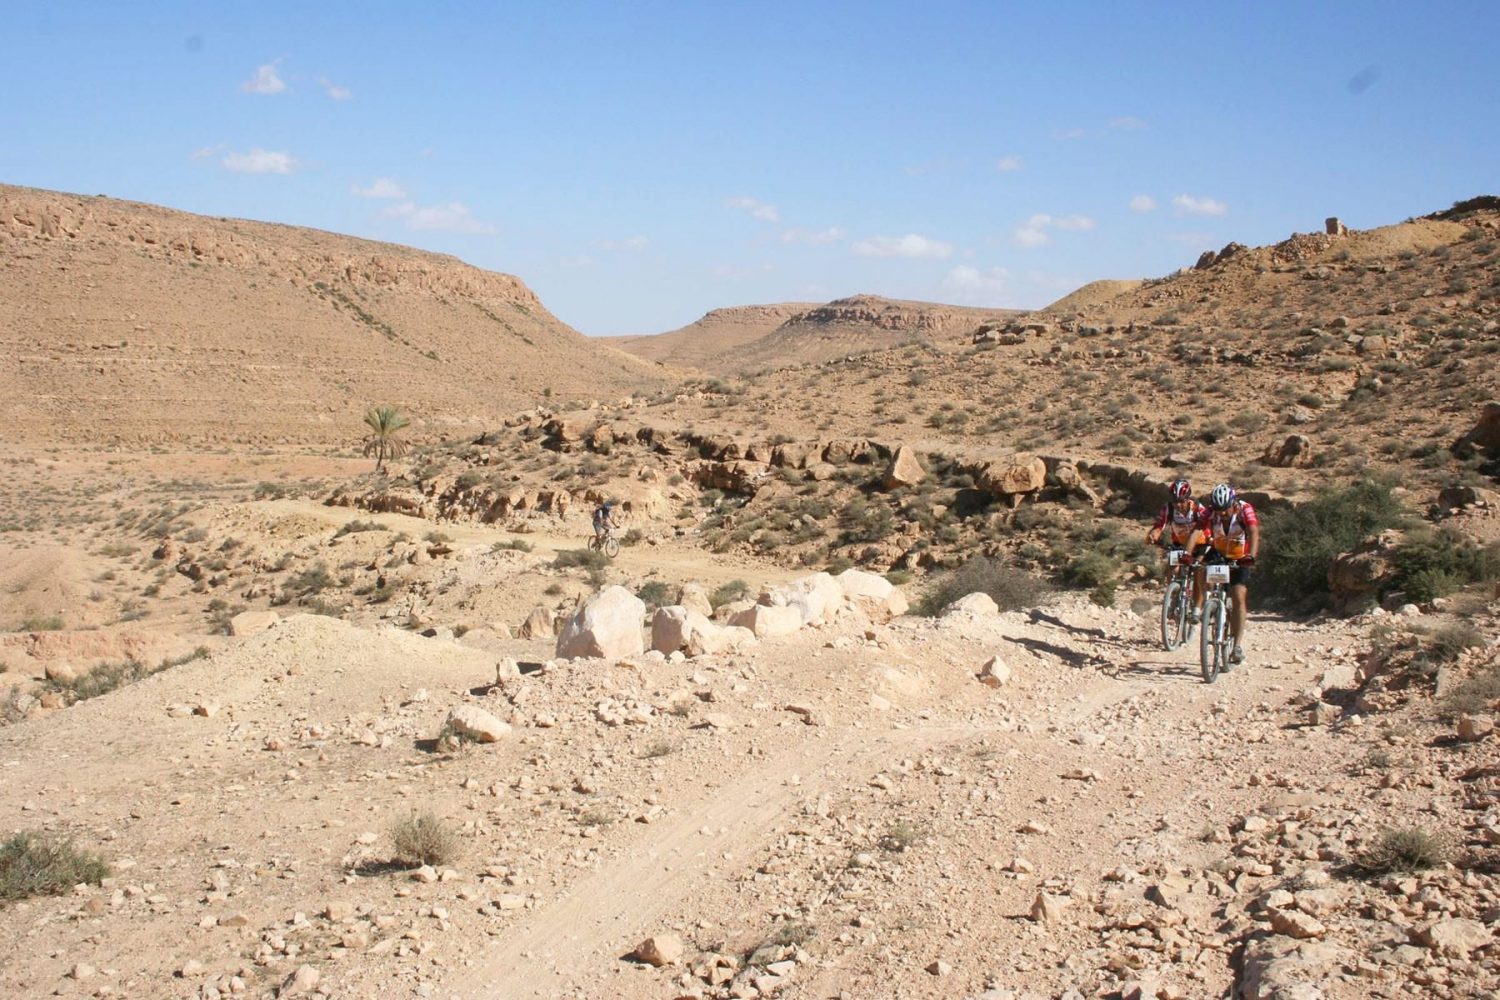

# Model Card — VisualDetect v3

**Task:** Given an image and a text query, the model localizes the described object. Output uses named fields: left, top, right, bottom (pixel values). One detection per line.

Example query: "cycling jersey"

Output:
left=1198, top=501, right=1259, bottom=559
left=1153, top=501, right=1204, bottom=545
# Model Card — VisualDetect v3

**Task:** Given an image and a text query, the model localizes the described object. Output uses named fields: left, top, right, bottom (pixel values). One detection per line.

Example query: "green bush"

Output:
left=1390, top=527, right=1499, bottom=603
left=710, top=579, right=751, bottom=609
left=1258, top=479, right=1407, bottom=609
left=1, top=832, right=109, bottom=900
left=637, top=580, right=673, bottom=611
left=915, top=556, right=1049, bottom=616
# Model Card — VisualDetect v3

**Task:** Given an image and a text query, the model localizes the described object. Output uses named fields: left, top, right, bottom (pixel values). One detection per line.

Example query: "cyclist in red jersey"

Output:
left=1196, top=483, right=1260, bottom=666
left=1147, top=479, right=1206, bottom=621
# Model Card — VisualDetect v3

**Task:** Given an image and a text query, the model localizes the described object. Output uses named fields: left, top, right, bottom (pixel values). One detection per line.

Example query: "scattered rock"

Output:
left=445, top=705, right=512, bottom=743
left=555, top=586, right=646, bottom=661
left=632, top=933, right=684, bottom=967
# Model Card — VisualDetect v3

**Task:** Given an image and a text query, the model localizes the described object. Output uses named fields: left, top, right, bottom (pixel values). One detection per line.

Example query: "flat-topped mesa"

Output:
left=0, top=184, right=545, bottom=311
left=797, top=294, right=1005, bottom=332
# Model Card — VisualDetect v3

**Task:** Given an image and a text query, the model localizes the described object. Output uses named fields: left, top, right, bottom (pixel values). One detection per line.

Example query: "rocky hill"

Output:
left=0, top=184, right=667, bottom=444
left=620, top=295, right=1018, bottom=375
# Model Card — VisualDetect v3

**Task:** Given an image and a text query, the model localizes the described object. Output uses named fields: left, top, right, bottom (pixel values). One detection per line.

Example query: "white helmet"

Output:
left=1208, top=483, right=1236, bottom=510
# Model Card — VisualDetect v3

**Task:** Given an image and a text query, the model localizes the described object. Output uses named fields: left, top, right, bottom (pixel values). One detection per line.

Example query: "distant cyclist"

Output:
left=592, top=500, right=619, bottom=546
left=1147, top=479, right=1206, bottom=621
left=1196, top=483, right=1260, bottom=666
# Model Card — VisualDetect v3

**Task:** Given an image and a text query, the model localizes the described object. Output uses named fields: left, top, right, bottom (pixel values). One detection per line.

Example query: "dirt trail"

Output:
left=449, top=726, right=972, bottom=999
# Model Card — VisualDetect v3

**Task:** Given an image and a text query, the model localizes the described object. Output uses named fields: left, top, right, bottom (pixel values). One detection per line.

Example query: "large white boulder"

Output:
left=765, top=572, right=846, bottom=626
left=730, top=603, right=803, bottom=638
left=650, top=606, right=756, bottom=657
left=686, top=622, right=755, bottom=657
left=555, top=586, right=646, bottom=661
left=835, top=569, right=909, bottom=620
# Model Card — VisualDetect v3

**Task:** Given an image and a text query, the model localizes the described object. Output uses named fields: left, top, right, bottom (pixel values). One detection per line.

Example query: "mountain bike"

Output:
left=588, top=526, right=620, bottom=559
left=1198, top=552, right=1241, bottom=683
left=1159, top=546, right=1197, bottom=651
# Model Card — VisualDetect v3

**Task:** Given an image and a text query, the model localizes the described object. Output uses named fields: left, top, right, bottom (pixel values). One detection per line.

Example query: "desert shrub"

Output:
left=424, top=530, right=453, bottom=544
left=0, top=832, right=109, bottom=901
left=879, top=821, right=924, bottom=853
left=390, top=812, right=457, bottom=868
left=1390, top=528, right=1499, bottom=603
left=284, top=563, right=334, bottom=596
left=47, top=659, right=159, bottom=702
left=490, top=538, right=534, bottom=553
left=1441, top=657, right=1500, bottom=719
left=1361, top=827, right=1450, bottom=874
left=637, top=580, right=673, bottom=611
left=455, top=470, right=484, bottom=489
left=1060, top=551, right=1119, bottom=607
left=553, top=548, right=607, bottom=571
left=915, top=556, right=1049, bottom=616
left=710, top=579, right=750, bottom=608
left=335, top=519, right=387, bottom=537
left=1258, top=479, right=1406, bottom=609
left=622, top=528, right=645, bottom=546
left=18, top=615, right=63, bottom=632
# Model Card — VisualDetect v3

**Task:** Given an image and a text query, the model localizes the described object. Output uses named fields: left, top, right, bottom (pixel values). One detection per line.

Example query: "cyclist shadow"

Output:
left=1105, top=657, right=1204, bottom=682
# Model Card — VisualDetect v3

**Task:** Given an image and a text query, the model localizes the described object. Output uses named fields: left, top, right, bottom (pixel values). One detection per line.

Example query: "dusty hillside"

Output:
left=612, top=303, right=818, bottom=372
left=0, top=184, right=667, bottom=445
left=619, top=295, right=1019, bottom=375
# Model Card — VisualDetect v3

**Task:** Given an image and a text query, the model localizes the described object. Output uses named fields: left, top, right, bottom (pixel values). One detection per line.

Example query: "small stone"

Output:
left=411, top=865, right=438, bottom=883
left=1030, top=892, right=1065, bottom=923
left=325, top=901, right=355, bottom=922
left=977, top=655, right=1011, bottom=687
left=179, top=959, right=205, bottom=977
left=1458, top=714, right=1495, bottom=743
left=279, top=964, right=320, bottom=996
left=632, top=933, right=684, bottom=967
left=926, top=960, right=952, bottom=976
left=70, top=963, right=96, bottom=980
left=1270, top=908, right=1326, bottom=939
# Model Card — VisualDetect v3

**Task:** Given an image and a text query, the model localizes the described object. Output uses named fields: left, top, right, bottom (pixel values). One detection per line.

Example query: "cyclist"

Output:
left=1195, top=483, right=1260, bottom=667
left=592, top=500, right=619, bottom=546
left=1147, top=479, right=1206, bottom=621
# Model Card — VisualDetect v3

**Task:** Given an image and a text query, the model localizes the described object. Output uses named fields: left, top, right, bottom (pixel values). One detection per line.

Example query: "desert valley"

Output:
left=2, top=182, right=1500, bottom=1000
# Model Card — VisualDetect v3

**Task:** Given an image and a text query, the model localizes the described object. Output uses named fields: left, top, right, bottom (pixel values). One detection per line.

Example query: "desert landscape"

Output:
left=2, top=179, right=1500, bottom=1000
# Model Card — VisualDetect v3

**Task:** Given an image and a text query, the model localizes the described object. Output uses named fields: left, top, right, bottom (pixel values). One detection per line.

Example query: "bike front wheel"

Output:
left=602, top=536, right=620, bottom=558
left=1160, top=578, right=1186, bottom=651
left=1200, top=596, right=1224, bottom=684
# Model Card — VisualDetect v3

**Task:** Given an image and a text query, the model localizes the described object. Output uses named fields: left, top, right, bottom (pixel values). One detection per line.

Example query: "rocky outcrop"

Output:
left=882, top=445, right=925, bottom=489
left=1261, top=434, right=1313, bottom=468
left=1328, top=531, right=1404, bottom=614
left=1452, top=401, right=1500, bottom=459
left=974, top=455, right=1047, bottom=505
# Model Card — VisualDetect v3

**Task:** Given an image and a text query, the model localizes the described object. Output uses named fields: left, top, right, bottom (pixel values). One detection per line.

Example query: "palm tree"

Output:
left=362, top=405, right=411, bottom=472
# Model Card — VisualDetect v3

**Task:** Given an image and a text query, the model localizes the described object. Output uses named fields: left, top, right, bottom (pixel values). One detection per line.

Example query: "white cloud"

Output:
left=240, top=61, right=286, bottom=95
left=559, top=255, right=594, bottom=268
left=712, top=263, right=772, bottom=279
left=221, top=148, right=298, bottom=174
left=1013, top=225, right=1049, bottom=247
left=1050, top=126, right=1086, bottom=141
left=726, top=196, right=779, bottom=223
left=1109, top=116, right=1147, bottom=131
left=943, top=265, right=1012, bottom=302
left=995, top=154, right=1022, bottom=172
left=1172, top=194, right=1228, bottom=216
left=352, top=178, right=406, bottom=199
left=1013, top=213, right=1095, bottom=246
left=780, top=226, right=843, bottom=246
left=190, top=142, right=226, bottom=162
left=384, top=201, right=497, bottom=235
left=595, top=235, right=649, bottom=252
left=1129, top=194, right=1158, bottom=213
left=851, top=234, right=953, bottom=260
left=319, top=77, right=352, bottom=100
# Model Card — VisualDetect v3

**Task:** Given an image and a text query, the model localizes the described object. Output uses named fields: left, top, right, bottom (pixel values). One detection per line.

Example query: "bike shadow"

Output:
left=1106, top=657, right=1204, bottom=682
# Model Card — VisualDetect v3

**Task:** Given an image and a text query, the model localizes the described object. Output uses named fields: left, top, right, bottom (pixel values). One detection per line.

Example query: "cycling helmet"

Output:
left=1169, top=479, right=1192, bottom=501
left=1208, top=483, right=1236, bottom=510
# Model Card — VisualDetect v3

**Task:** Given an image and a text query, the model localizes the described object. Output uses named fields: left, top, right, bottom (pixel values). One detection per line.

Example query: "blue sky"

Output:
left=4, top=2, right=1497, bottom=335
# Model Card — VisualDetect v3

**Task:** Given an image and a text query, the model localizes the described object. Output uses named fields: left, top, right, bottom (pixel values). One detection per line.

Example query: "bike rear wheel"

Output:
left=1160, top=578, right=1186, bottom=651
left=1200, top=596, right=1224, bottom=683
